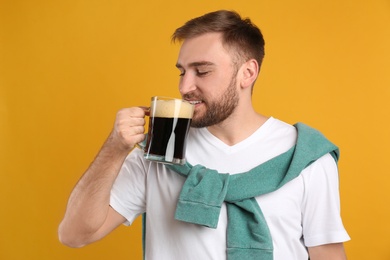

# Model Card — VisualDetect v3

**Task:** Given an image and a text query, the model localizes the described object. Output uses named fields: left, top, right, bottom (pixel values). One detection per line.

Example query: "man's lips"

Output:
left=187, top=100, right=203, bottom=105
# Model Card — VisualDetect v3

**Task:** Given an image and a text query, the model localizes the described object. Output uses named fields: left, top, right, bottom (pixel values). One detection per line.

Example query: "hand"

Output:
left=108, top=107, right=148, bottom=151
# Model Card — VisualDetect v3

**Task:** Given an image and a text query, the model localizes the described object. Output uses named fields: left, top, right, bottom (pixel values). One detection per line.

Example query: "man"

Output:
left=59, top=10, right=350, bottom=259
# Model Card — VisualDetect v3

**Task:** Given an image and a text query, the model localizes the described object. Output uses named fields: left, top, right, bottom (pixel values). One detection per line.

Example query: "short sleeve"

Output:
left=110, top=148, right=147, bottom=226
left=301, top=153, right=350, bottom=246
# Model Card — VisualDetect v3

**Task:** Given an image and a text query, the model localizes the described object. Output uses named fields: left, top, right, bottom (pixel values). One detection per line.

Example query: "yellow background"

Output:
left=1, top=0, right=389, bottom=259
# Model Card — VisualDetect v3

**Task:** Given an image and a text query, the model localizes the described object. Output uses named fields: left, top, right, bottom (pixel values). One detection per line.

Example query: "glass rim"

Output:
left=150, top=96, right=192, bottom=104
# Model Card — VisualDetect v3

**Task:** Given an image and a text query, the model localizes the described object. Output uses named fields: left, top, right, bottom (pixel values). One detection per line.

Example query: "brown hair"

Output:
left=172, top=10, right=265, bottom=70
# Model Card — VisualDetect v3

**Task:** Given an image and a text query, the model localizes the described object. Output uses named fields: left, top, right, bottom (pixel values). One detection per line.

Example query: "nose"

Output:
left=179, top=73, right=197, bottom=96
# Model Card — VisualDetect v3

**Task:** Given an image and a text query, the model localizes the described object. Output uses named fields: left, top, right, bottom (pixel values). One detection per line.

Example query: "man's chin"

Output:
left=190, top=120, right=204, bottom=128
left=190, top=116, right=208, bottom=128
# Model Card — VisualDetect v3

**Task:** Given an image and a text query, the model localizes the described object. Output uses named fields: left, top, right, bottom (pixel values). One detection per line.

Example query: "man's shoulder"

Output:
left=263, top=117, right=297, bottom=140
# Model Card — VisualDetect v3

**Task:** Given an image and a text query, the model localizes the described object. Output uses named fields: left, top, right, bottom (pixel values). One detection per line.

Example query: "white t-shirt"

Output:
left=110, top=117, right=350, bottom=260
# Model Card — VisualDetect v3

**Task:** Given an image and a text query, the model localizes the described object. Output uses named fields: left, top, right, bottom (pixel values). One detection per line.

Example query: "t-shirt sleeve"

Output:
left=301, top=153, right=350, bottom=247
left=110, top=148, right=147, bottom=226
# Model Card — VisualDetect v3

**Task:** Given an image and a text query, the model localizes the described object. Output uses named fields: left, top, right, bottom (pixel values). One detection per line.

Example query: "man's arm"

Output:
left=58, top=107, right=147, bottom=247
left=308, top=243, right=347, bottom=260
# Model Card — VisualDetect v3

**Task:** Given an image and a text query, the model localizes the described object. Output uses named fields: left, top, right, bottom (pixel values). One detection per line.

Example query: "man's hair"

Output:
left=172, top=10, right=265, bottom=70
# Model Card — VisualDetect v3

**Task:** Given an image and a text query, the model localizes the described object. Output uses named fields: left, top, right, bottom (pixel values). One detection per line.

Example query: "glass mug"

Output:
left=139, top=96, right=194, bottom=165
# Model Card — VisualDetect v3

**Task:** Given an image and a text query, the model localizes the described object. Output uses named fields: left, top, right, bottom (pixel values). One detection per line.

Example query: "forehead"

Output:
left=176, top=32, right=233, bottom=67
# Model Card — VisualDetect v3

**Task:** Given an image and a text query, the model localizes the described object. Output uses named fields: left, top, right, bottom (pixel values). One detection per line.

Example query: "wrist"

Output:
left=103, top=133, right=134, bottom=157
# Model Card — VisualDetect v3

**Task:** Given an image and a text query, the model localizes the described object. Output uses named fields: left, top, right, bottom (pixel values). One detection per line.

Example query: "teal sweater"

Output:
left=144, top=123, right=339, bottom=260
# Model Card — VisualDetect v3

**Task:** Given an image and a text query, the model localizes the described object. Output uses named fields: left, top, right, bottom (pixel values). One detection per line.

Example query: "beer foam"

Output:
left=152, top=99, right=194, bottom=118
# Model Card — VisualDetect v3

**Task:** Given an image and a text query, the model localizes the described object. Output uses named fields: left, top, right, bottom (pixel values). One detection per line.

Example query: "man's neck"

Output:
left=207, top=111, right=269, bottom=146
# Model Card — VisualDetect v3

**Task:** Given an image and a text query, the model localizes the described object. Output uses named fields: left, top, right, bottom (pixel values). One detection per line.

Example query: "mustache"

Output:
left=182, top=93, right=203, bottom=100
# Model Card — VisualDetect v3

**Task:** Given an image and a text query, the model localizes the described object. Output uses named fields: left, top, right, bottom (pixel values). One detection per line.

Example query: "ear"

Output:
left=239, top=59, right=259, bottom=89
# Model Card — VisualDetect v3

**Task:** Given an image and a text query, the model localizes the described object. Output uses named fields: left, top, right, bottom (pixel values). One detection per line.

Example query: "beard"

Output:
left=187, top=75, right=239, bottom=128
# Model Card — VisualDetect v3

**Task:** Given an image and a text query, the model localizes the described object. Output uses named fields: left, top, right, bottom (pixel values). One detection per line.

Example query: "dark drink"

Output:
left=145, top=117, right=192, bottom=160
left=143, top=97, right=194, bottom=164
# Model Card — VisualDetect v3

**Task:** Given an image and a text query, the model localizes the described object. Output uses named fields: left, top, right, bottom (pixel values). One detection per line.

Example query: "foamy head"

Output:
left=151, top=99, right=194, bottom=118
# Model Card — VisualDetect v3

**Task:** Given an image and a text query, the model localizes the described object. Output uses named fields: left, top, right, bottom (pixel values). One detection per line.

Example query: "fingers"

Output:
left=111, top=107, right=148, bottom=151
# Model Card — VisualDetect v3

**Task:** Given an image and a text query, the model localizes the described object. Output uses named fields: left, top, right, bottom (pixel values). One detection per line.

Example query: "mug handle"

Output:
left=135, top=106, right=150, bottom=150
left=136, top=135, right=148, bottom=150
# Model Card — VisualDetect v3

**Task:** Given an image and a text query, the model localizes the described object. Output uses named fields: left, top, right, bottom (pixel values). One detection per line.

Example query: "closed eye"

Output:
left=196, top=70, right=210, bottom=77
left=178, top=69, right=185, bottom=77
left=176, top=61, right=215, bottom=78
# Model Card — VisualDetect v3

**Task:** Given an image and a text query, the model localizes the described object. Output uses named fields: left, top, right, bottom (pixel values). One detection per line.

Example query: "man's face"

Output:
left=176, top=33, right=240, bottom=128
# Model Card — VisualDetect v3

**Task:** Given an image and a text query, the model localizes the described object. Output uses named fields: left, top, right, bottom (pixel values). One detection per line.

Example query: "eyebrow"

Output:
left=175, top=61, right=215, bottom=69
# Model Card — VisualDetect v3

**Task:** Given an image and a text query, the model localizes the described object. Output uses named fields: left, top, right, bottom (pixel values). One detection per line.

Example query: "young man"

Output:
left=59, top=10, right=350, bottom=259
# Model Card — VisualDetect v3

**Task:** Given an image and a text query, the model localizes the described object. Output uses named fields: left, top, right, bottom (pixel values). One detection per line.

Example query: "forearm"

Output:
left=59, top=107, right=147, bottom=247
left=308, top=243, right=347, bottom=260
left=58, top=135, right=129, bottom=247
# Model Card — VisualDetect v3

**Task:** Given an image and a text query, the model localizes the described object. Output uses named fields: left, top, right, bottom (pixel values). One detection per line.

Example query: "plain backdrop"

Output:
left=1, top=1, right=390, bottom=259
